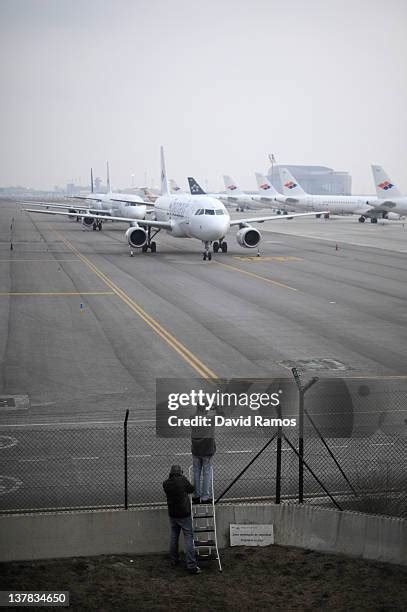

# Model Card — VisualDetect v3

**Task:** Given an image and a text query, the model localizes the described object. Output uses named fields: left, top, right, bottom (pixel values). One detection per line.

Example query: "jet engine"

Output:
left=236, top=227, right=261, bottom=248
left=125, top=225, right=147, bottom=248
left=68, top=208, right=78, bottom=221
left=81, top=216, right=95, bottom=230
left=383, top=212, right=400, bottom=220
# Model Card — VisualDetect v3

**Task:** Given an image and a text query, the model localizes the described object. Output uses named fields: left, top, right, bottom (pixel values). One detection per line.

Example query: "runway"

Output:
left=1, top=199, right=407, bottom=511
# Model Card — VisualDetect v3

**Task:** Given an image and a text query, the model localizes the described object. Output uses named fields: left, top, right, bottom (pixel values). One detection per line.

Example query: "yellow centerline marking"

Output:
left=232, top=255, right=302, bottom=262
left=214, top=261, right=298, bottom=291
left=0, top=292, right=114, bottom=296
left=53, top=230, right=218, bottom=379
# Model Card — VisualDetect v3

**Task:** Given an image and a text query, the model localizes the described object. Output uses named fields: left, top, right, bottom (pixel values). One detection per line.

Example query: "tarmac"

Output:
left=0, top=199, right=406, bottom=511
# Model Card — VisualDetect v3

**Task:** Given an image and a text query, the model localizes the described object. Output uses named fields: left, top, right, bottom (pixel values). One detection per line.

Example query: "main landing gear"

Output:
left=213, top=240, right=228, bottom=254
left=93, top=220, right=103, bottom=231
left=359, top=216, right=378, bottom=223
left=129, top=228, right=160, bottom=257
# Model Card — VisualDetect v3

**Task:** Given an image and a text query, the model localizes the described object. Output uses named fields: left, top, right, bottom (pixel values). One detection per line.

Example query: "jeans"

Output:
left=193, top=455, right=213, bottom=500
left=169, top=515, right=197, bottom=569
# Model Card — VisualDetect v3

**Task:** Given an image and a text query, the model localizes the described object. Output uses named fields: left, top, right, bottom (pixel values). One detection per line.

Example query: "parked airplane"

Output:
left=25, top=147, right=328, bottom=260
left=222, top=175, right=263, bottom=211
left=279, top=168, right=390, bottom=223
left=23, top=164, right=148, bottom=230
left=189, top=176, right=267, bottom=212
left=371, top=165, right=407, bottom=218
left=252, top=173, right=292, bottom=214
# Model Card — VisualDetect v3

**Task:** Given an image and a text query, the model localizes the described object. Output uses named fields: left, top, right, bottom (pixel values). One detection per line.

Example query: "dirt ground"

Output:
left=1, top=545, right=407, bottom=611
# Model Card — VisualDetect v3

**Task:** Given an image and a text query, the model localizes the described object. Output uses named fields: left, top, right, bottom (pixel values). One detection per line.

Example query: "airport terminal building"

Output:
left=267, top=165, right=352, bottom=195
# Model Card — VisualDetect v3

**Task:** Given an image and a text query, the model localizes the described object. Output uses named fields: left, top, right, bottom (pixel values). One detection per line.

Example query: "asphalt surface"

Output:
left=0, top=199, right=407, bottom=512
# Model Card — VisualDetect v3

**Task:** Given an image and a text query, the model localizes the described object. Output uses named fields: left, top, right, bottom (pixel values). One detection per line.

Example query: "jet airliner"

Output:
left=25, top=148, right=328, bottom=260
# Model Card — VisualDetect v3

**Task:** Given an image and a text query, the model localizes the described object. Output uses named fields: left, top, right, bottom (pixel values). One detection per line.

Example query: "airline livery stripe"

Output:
left=53, top=230, right=218, bottom=379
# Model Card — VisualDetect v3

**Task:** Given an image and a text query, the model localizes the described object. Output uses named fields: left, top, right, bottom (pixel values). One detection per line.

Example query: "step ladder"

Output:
left=189, top=465, right=222, bottom=572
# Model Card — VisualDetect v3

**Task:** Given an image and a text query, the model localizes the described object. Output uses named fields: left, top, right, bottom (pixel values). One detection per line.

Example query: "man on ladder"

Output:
left=191, top=406, right=216, bottom=504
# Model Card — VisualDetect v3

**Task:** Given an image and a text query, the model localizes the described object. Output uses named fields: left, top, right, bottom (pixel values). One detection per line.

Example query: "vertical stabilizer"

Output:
left=255, top=172, right=278, bottom=195
left=188, top=177, right=206, bottom=195
left=279, top=168, right=307, bottom=196
left=223, top=175, right=242, bottom=193
left=371, top=165, right=402, bottom=199
left=170, top=178, right=182, bottom=193
left=106, top=161, right=111, bottom=194
left=160, top=146, right=170, bottom=195
left=90, top=168, right=94, bottom=193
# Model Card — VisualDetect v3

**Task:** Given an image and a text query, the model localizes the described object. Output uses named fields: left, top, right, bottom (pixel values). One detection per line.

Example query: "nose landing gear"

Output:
left=203, top=241, right=212, bottom=261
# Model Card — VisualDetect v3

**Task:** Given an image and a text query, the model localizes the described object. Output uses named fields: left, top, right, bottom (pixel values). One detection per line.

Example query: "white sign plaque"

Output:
left=230, top=524, right=274, bottom=547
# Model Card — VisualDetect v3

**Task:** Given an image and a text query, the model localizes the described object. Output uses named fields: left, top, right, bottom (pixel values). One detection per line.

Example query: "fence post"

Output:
left=275, top=402, right=282, bottom=503
left=292, top=369, right=318, bottom=504
left=124, top=409, right=129, bottom=509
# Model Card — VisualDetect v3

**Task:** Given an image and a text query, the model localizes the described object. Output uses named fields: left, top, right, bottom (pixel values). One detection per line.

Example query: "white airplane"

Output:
left=222, top=175, right=263, bottom=211
left=24, top=165, right=148, bottom=230
left=24, top=147, right=329, bottom=261
left=278, top=168, right=392, bottom=223
left=187, top=176, right=256, bottom=211
left=251, top=173, right=293, bottom=214
left=371, top=165, right=407, bottom=217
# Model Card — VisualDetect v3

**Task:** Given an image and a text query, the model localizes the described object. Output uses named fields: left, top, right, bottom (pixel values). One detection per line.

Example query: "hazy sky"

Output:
left=1, top=0, right=406, bottom=192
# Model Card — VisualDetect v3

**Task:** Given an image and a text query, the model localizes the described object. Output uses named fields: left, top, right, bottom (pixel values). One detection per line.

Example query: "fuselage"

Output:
left=154, top=194, right=230, bottom=240
left=286, top=194, right=377, bottom=215
left=82, top=192, right=146, bottom=219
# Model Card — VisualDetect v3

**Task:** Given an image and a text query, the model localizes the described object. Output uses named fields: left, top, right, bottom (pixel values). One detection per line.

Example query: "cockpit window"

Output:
left=215, top=209, right=224, bottom=215
left=195, top=209, right=204, bottom=215
left=205, top=209, right=215, bottom=215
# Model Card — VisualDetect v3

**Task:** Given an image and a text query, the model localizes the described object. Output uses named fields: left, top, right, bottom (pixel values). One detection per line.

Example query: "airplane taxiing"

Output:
left=25, top=147, right=328, bottom=261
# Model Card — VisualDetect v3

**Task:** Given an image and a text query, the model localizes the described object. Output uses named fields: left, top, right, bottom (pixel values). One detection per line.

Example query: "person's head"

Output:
left=169, top=464, right=182, bottom=477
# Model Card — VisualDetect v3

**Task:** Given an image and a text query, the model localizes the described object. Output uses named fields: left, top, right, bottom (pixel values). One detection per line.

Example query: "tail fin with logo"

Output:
left=255, top=172, right=278, bottom=195
left=279, top=168, right=307, bottom=196
left=223, top=175, right=242, bottom=194
left=188, top=177, right=206, bottom=195
left=371, top=165, right=402, bottom=199
left=169, top=179, right=182, bottom=193
left=160, top=146, right=169, bottom=195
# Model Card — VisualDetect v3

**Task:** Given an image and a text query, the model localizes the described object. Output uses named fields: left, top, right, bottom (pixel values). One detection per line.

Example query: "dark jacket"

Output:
left=163, top=474, right=194, bottom=518
left=191, top=409, right=216, bottom=457
left=191, top=436, right=216, bottom=457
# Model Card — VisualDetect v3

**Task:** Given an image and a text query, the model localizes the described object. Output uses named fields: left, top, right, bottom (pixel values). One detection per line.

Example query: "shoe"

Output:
left=200, top=498, right=213, bottom=504
left=188, top=566, right=202, bottom=574
left=192, top=497, right=200, bottom=504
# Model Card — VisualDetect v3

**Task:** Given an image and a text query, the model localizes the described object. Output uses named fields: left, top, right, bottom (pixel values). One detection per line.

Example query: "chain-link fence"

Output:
left=1, top=375, right=406, bottom=517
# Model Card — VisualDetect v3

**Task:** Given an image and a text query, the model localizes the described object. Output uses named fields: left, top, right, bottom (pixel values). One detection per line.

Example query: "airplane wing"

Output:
left=20, top=201, right=102, bottom=213
left=230, top=211, right=329, bottom=226
left=24, top=208, right=173, bottom=229
left=108, top=196, right=154, bottom=206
